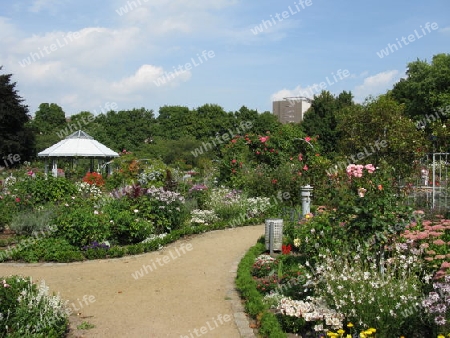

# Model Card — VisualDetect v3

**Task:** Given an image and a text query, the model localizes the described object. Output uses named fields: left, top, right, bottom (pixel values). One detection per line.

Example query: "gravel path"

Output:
left=0, top=225, right=264, bottom=338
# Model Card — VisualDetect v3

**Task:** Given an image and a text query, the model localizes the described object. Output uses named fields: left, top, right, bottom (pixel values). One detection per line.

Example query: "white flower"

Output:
left=134, top=209, right=139, bottom=213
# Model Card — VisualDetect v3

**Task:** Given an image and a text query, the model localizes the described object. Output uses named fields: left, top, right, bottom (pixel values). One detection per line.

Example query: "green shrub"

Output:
left=9, top=206, right=57, bottom=236
left=0, top=275, right=68, bottom=337
left=236, top=241, right=286, bottom=337
left=11, top=237, right=84, bottom=263
left=13, top=174, right=77, bottom=206
left=54, top=203, right=111, bottom=247
left=103, top=198, right=154, bottom=245
left=0, top=194, right=19, bottom=231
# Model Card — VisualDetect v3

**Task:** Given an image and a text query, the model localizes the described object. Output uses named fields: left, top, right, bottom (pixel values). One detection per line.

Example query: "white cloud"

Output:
left=112, top=64, right=191, bottom=93
left=353, top=70, right=402, bottom=102
left=271, top=85, right=313, bottom=102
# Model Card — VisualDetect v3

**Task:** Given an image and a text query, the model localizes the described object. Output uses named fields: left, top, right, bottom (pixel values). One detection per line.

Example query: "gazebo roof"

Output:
left=38, top=130, right=119, bottom=158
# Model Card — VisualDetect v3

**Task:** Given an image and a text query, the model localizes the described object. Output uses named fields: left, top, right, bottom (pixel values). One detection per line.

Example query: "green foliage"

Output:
left=0, top=68, right=35, bottom=162
left=9, top=205, right=57, bottom=235
left=31, top=103, right=67, bottom=151
left=13, top=175, right=77, bottom=206
left=103, top=197, right=154, bottom=245
left=301, top=90, right=353, bottom=158
left=336, top=95, right=428, bottom=177
left=0, top=193, right=19, bottom=231
left=54, top=202, right=111, bottom=247
left=236, top=241, right=287, bottom=338
left=10, top=237, right=84, bottom=262
left=391, top=53, right=450, bottom=121
left=0, top=275, right=68, bottom=337
left=77, top=321, right=95, bottom=330
left=91, top=108, right=156, bottom=152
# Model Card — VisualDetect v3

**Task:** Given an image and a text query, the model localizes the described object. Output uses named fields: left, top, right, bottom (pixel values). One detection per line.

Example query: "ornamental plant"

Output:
left=0, top=276, right=68, bottom=336
left=328, top=163, right=413, bottom=254
left=82, top=171, right=105, bottom=187
left=314, top=249, right=424, bottom=338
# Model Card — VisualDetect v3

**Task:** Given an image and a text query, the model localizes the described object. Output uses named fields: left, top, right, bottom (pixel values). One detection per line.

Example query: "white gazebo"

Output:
left=38, top=130, right=119, bottom=177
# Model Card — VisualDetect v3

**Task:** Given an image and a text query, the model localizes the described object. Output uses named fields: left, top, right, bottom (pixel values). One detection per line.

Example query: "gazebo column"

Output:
left=51, top=159, right=58, bottom=177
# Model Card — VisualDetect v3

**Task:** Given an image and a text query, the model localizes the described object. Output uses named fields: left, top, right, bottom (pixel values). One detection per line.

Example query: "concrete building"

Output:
left=273, top=97, right=312, bottom=124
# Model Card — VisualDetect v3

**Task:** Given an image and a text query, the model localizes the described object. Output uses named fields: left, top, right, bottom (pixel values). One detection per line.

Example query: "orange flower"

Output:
left=377, top=184, right=383, bottom=190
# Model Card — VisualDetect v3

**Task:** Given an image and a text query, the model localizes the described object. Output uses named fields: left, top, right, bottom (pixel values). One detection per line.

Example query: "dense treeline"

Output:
left=1, top=53, right=449, bottom=170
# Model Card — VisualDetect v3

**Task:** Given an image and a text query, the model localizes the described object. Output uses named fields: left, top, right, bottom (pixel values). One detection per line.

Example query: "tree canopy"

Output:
left=0, top=67, right=35, bottom=164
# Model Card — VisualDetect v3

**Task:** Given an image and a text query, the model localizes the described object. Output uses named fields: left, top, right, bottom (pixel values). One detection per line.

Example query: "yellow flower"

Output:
left=337, top=329, right=345, bottom=334
left=347, top=323, right=354, bottom=328
left=368, top=328, right=376, bottom=333
left=438, top=335, right=445, bottom=338
left=360, top=333, right=366, bottom=338
left=346, top=335, right=352, bottom=338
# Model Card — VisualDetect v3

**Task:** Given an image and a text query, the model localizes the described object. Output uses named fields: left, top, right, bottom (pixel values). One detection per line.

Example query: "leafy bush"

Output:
left=103, top=198, right=154, bottom=244
left=10, top=237, right=84, bottom=263
left=0, top=275, right=68, bottom=337
left=53, top=202, right=111, bottom=247
left=9, top=206, right=57, bottom=236
left=236, top=241, right=287, bottom=337
left=0, top=194, right=19, bottom=231
left=12, top=174, right=77, bottom=206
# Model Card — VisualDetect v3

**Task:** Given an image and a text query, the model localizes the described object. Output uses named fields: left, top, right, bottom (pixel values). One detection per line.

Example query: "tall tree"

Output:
left=31, top=103, right=67, bottom=151
left=0, top=67, right=35, bottom=164
left=336, top=95, right=428, bottom=176
left=391, top=53, right=450, bottom=120
left=301, top=90, right=353, bottom=158
left=92, top=108, right=155, bottom=152
left=33, top=103, right=67, bottom=133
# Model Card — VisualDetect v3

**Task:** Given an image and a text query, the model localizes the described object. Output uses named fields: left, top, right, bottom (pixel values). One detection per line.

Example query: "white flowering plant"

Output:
left=313, top=249, right=424, bottom=337
left=0, top=276, right=68, bottom=336
left=190, top=209, right=220, bottom=226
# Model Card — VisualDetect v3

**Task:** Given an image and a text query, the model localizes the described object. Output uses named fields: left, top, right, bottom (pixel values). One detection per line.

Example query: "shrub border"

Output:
left=0, top=218, right=263, bottom=263
left=235, top=239, right=286, bottom=338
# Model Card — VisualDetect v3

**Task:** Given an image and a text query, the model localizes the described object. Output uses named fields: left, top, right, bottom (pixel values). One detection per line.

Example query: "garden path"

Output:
left=0, top=225, right=264, bottom=338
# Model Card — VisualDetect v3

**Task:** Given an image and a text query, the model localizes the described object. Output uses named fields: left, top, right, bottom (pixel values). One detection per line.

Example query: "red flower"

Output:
left=282, top=244, right=292, bottom=255
left=271, top=179, right=278, bottom=184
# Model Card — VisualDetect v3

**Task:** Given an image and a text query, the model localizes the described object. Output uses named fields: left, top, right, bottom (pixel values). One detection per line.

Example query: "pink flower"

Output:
left=256, top=151, right=260, bottom=155
left=231, top=159, right=237, bottom=164
left=440, top=262, right=450, bottom=269
left=364, top=164, right=376, bottom=173
left=435, top=255, right=446, bottom=260
left=433, top=239, right=446, bottom=246
left=303, top=165, right=309, bottom=171
left=259, top=136, right=269, bottom=143
left=15, top=197, right=20, bottom=202
left=231, top=139, right=237, bottom=143
left=298, top=154, right=303, bottom=161
left=304, top=136, right=312, bottom=142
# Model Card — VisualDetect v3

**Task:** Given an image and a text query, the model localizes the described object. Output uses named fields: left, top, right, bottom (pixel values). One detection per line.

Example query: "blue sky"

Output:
left=0, top=0, right=449, bottom=117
